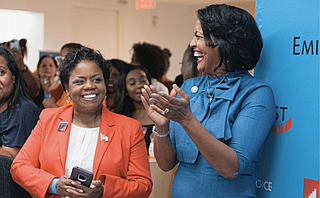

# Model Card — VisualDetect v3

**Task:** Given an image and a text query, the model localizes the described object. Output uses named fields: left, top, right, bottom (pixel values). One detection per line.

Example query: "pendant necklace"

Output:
left=207, top=73, right=228, bottom=103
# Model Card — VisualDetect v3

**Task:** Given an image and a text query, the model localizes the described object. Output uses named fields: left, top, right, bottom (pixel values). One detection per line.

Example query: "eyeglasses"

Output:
left=55, top=56, right=65, bottom=64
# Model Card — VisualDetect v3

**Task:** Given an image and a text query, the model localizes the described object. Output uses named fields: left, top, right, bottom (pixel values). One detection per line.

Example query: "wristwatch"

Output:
left=21, top=65, right=28, bottom=73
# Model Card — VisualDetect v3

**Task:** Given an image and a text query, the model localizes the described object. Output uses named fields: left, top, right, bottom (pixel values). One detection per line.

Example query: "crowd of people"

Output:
left=0, top=4, right=275, bottom=198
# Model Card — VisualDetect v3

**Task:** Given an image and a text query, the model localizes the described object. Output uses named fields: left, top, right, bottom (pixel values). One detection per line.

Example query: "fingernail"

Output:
left=173, top=84, right=178, bottom=88
left=79, top=189, right=83, bottom=193
left=159, top=92, right=163, bottom=96
left=150, top=105, right=154, bottom=109
left=150, top=98, right=155, bottom=102
left=151, top=94, right=156, bottom=98
left=67, top=189, right=71, bottom=192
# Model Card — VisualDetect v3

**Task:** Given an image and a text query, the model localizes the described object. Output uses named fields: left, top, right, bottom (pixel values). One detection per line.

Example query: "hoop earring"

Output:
left=66, top=96, right=71, bottom=103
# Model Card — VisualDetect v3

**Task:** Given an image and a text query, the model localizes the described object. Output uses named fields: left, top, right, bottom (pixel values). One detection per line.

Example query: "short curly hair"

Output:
left=197, top=4, right=263, bottom=71
left=59, top=46, right=111, bottom=91
left=132, top=42, right=165, bottom=79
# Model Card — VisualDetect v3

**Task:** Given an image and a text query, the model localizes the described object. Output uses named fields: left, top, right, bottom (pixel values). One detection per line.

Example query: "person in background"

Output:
left=174, top=45, right=201, bottom=87
left=106, top=59, right=129, bottom=111
left=114, top=64, right=154, bottom=155
left=0, top=39, right=40, bottom=98
left=11, top=46, right=152, bottom=198
left=159, top=48, right=174, bottom=92
left=131, top=42, right=169, bottom=94
left=0, top=47, right=39, bottom=158
left=43, top=43, right=83, bottom=108
left=141, top=4, right=276, bottom=197
left=33, top=55, right=64, bottom=111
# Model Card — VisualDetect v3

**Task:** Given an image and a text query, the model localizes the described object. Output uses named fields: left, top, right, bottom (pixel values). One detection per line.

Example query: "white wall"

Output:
left=0, top=0, right=254, bottom=80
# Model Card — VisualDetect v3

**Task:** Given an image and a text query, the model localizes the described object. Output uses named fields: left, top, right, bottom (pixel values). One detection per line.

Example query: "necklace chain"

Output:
left=207, top=73, right=228, bottom=103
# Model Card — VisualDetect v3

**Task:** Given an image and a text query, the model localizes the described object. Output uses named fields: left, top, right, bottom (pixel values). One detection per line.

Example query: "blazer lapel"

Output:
left=92, top=107, right=115, bottom=178
left=57, top=106, right=73, bottom=169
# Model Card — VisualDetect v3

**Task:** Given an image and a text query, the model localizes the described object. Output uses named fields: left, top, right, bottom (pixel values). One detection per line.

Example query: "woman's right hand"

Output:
left=48, top=175, right=75, bottom=197
left=141, top=85, right=169, bottom=128
left=39, top=75, right=52, bottom=94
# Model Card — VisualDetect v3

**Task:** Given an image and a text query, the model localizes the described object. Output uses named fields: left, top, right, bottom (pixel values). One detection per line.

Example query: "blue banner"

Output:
left=254, top=0, right=319, bottom=197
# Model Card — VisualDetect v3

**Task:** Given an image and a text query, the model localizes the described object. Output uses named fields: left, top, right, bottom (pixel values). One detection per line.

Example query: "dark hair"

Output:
left=162, top=48, right=172, bottom=74
left=0, top=47, right=30, bottom=114
left=109, top=59, right=129, bottom=73
left=114, top=64, right=152, bottom=117
left=132, top=42, right=165, bottom=79
left=197, top=4, right=263, bottom=72
left=61, top=43, right=83, bottom=51
left=186, top=45, right=199, bottom=77
left=37, top=54, right=58, bottom=70
left=59, top=46, right=111, bottom=91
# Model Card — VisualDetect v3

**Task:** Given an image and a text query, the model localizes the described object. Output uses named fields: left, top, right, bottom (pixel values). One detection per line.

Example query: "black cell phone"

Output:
left=70, top=166, right=93, bottom=187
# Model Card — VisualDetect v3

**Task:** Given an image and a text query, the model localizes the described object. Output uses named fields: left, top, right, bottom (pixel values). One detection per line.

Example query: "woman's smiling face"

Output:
left=65, top=60, right=106, bottom=113
left=190, top=19, right=221, bottom=77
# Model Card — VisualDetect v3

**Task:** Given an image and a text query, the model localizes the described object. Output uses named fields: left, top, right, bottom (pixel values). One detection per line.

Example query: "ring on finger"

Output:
left=161, top=108, right=169, bottom=115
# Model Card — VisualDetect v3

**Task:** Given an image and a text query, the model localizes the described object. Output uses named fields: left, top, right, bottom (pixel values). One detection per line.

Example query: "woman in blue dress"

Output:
left=141, top=4, right=276, bottom=198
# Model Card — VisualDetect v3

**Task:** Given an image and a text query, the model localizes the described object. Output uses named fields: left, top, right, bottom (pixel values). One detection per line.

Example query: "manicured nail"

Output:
left=78, top=189, right=83, bottom=193
left=151, top=94, right=156, bottom=98
left=173, top=84, right=178, bottom=88
left=159, top=92, right=163, bottom=96
left=150, top=98, right=155, bottom=102
left=150, top=105, right=154, bottom=109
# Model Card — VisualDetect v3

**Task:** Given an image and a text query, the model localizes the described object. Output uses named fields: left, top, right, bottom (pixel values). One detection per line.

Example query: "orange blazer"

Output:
left=11, top=105, right=152, bottom=198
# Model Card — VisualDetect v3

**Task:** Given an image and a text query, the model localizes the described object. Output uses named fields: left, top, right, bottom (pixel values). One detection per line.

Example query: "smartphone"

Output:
left=10, top=40, right=19, bottom=50
left=70, top=166, right=93, bottom=187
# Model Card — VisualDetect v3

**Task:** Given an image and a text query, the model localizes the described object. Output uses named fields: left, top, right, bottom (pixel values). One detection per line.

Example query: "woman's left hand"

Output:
left=65, top=180, right=104, bottom=198
left=147, top=84, right=193, bottom=124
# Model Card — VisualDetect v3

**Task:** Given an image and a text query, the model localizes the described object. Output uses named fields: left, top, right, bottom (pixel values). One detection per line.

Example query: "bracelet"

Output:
left=152, top=126, right=170, bottom=138
left=51, top=178, right=58, bottom=194
left=44, top=93, right=52, bottom=98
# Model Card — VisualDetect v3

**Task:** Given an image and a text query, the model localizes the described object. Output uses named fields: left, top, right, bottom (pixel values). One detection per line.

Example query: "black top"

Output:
left=142, top=124, right=154, bottom=155
left=0, top=96, right=39, bottom=147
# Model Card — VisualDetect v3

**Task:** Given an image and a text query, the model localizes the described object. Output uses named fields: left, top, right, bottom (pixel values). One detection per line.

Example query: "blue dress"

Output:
left=170, top=70, right=276, bottom=198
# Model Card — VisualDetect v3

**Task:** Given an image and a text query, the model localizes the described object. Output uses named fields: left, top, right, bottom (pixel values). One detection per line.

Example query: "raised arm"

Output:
left=143, top=84, right=275, bottom=180
left=141, top=85, right=178, bottom=171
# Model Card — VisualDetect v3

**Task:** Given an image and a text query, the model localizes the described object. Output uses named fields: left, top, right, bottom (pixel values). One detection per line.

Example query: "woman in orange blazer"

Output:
left=11, top=46, right=152, bottom=198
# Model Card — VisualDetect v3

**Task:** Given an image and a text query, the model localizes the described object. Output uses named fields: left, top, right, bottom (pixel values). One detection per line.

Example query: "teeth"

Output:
left=83, top=94, right=97, bottom=99
left=194, top=51, right=204, bottom=57
left=108, top=84, right=114, bottom=87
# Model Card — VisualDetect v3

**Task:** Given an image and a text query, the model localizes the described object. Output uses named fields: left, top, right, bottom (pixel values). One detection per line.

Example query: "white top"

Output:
left=65, top=123, right=100, bottom=175
left=151, top=78, right=169, bottom=94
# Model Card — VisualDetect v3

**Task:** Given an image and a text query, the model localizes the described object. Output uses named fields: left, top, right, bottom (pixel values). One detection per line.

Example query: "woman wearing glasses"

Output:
left=142, top=4, right=276, bottom=198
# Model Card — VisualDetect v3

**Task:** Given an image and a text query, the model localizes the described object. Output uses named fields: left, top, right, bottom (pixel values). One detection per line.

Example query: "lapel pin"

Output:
left=100, top=133, right=108, bottom=142
left=191, top=86, right=198, bottom=93
left=57, top=122, right=68, bottom=132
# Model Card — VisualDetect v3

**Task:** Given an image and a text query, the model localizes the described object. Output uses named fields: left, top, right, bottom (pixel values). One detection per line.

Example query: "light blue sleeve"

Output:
left=228, top=85, right=276, bottom=176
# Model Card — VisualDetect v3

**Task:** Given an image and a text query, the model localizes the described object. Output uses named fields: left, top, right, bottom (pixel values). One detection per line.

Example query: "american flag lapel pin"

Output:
left=57, top=122, right=68, bottom=132
left=100, top=133, right=108, bottom=142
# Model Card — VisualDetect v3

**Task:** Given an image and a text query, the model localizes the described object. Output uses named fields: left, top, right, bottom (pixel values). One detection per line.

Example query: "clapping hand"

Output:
left=141, top=84, right=193, bottom=126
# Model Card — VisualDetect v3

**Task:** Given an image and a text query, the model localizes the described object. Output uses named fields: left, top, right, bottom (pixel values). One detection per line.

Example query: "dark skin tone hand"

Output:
left=47, top=175, right=104, bottom=198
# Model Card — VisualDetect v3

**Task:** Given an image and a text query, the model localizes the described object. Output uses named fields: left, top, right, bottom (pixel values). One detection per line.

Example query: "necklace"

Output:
left=207, top=73, right=228, bottom=103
